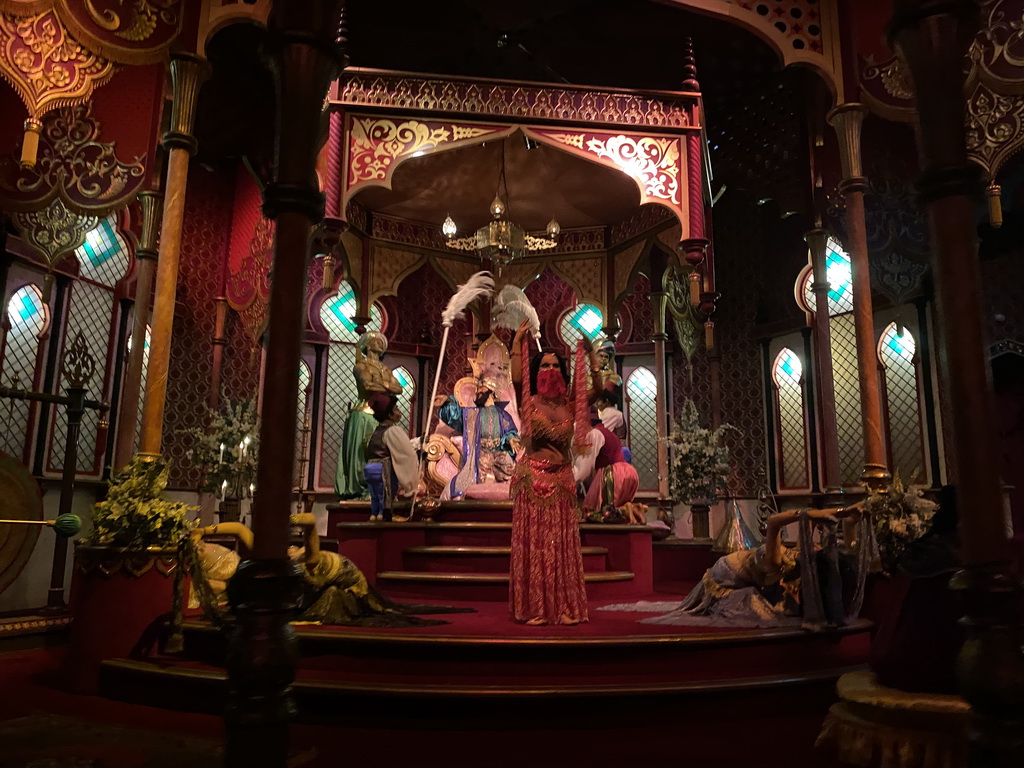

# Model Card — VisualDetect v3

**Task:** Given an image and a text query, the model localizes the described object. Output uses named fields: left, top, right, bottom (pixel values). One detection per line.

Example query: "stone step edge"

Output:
left=403, top=545, right=609, bottom=556
left=376, top=570, right=635, bottom=584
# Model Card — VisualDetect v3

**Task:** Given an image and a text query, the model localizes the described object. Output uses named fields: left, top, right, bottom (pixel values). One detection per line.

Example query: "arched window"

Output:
left=393, top=365, right=416, bottom=435
left=49, top=214, right=131, bottom=476
left=317, top=280, right=385, bottom=489
left=772, top=347, right=809, bottom=489
left=625, top=366, right=659, bottom=492
left=878, top=323, right=925, bottom=482
left=125, top=324, right=152, bottom=453
left=559, top=303, right=604, bottom=351
left=801, top=239, right=863, bottom=486
left=1, top=285, right=48, bottom=461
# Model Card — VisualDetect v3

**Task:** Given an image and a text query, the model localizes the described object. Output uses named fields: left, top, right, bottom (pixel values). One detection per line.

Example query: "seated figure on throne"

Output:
left=425, top=335, right=523, bottom=500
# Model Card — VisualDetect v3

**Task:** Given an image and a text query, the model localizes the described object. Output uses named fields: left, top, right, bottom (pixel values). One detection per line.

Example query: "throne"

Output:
left=423, top=335, right=521, bottom=500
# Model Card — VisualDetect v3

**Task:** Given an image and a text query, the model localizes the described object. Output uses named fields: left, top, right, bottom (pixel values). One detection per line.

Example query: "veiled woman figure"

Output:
left=509, top=321, right=602, bottom=625
left=335, top=331, right=403, bottom=498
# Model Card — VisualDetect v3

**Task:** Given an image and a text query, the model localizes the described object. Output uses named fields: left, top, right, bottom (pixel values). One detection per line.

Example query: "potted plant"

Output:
left=183, top=399, right=260, bottom=523
left=66, top=456, right=197, bottom=693
left=665, top=399, right=737, bottom=539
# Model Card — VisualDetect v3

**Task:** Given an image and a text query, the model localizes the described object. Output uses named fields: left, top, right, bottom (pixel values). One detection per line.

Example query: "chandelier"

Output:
left=442, top=140, right=560, bottom=271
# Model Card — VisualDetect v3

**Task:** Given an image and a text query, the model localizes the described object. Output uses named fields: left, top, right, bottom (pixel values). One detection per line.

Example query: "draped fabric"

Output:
left=335, top=407, right=376, bottom=498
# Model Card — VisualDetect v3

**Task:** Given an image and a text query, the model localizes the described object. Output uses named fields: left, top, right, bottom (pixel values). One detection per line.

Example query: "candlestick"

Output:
left=219, top=443, right=225, bottom=463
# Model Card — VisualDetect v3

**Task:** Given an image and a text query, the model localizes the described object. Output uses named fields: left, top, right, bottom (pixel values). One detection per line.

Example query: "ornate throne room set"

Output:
left=0, top=1, right=1023, bottom=767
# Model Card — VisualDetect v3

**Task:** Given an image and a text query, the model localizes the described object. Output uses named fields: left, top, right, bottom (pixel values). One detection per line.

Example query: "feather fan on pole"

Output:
left=493, top=284, right=542, bottom=350
left=410, top=271, right=495, bottom=518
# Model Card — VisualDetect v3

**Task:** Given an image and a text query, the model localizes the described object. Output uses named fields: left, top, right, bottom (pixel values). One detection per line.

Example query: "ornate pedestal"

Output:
left=64, top=545, right=184, bottom=693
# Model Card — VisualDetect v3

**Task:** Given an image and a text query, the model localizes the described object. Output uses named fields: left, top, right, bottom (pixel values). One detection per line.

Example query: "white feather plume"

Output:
left=492, top=285, right=541, bottom=338
left=441, top=271, right=495, bottom=328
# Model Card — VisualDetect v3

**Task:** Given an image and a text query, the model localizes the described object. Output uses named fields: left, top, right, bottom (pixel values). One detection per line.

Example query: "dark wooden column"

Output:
left=889, top=1, right=1024, bottom=764
left=805, top=228, right=842, bottom=491
left=224, top=3, right=346, bottom=766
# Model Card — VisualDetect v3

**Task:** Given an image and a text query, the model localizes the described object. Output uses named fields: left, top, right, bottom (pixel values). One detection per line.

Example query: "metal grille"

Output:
left=831, top=313, right=864, bottom=486
left=625, top=367, right=659, bottom=491
left=1, top=285, right=47, bottom=461
left=879, top=323, right=925, bottom=482
left=393, top=365, right=416, bottom=435
left=772, top=348, right=808, bottom=489
left=559, top=303, right=604, bottom=350
left=49, top=282, right=113, bottom=475
left=319, top=281, right=383, bottom=343
left=295, top=361, right=312, bottom=489
left=76, top=215, right=130, bottom=288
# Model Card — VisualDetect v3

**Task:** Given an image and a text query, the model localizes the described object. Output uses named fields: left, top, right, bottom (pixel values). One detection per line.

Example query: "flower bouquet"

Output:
left=863, top=471, right=937, bottom=575
left=666, top=398, right=738, bottom=506
left=182, top=399, right=260, bottom=520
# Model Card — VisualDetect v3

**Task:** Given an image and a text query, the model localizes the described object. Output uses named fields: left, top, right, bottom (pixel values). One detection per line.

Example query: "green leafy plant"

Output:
left=666, top=398, right=739, bottom=505
left=88, top=456, right=196, bottom=549
left=181, top=399, right=260, bottom=500
left=863, top=471, right=938, bottom=575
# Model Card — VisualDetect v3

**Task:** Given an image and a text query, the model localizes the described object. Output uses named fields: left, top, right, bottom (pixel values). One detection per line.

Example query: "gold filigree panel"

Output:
left=11, top=197, right=97, bottom=268
left=368, top=245, right=424, bottom=303
left=0, top=10, right=116, bottom=120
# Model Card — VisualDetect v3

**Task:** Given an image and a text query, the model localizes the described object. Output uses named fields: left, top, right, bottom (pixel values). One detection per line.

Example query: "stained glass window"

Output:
left=772, top=348, right=809, bottom=489
left=317, top=280, right=385, bottom=489
left=801, top=240, right=863, bottom=486
left=625, top=367, right=659, bottom=492
left=76, top=215, right=130, bottom=288
left=878, top=323, right=925, bottom=482
left=1, top=285, right=47, bottom=460
left=559, top=303, right=604, bottom=350
left=392, top=366, right=416, bottom=435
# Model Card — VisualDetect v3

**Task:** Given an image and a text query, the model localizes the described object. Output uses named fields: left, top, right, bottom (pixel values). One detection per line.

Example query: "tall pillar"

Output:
left=223, top=3, right=346, bottom=766
left=137, top=55, right=209, bottom=459
left=209, top=297, right=228, bottom=410
left=805, top=228, right=842, bottom=491
left=113, top=191, right=161, bottom=471
left=651, top=288, right=670, bottom=500
left=826, top=105, right=890, bottom=490
left=889, top=3, right=1024, bottom=763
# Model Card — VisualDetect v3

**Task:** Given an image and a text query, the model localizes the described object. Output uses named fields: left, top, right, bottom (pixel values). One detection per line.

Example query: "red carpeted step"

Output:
left=402, top=545, right=609, bottom=573
left=376, top=569, right=635, bottom=601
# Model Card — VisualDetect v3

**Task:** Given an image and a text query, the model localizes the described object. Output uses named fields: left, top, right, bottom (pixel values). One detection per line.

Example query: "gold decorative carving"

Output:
left=862, top=56, right=913, bottom=101
left=494, top=262, right=541, bottom=293
left=424, top=434, right=461, bottom=497
left=347, top=117, right=503, bottom=186
left=75, top=545, right=180, bottom=578
left=0, top=102, right=145, bottom=213
left=666, top=264, right=700, bottom=361
left=0, top=10, right=116, bottom=121
left=368, top=245, right=424, bottom=302
left=61, top=329, right=96, bottom=387
left=434, top=256, right=481, bottom=294
left=656, top=222, right=682, bottom=254
left=11, top=197, right=98, bottom=268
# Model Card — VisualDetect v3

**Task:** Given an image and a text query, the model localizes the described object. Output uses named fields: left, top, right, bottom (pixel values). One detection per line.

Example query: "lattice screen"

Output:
left=49, top=281, right=115, bottom=475
left=295, top=361, right=312, bottom=489
left=393, top=365, right=416, bottom=435
left=802, top=240, right=863, bottom=486
left=773, top=348, right=809, bottom=489
left=878, top=323, right=925, bottom=482
left=316, top=281, right=384, bottom=490
left=625, top=367, right=659, bottom=492
left=1, top=285, right=47, bottom=462
left=559, top=303, right=604, bottom=351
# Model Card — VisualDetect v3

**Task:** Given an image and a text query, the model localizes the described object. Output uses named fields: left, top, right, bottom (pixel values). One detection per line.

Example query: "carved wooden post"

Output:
left=113, top=191, right=161, bottom=471
left=224, top=3, right=346, bottom=766
left=805, top=228, right=842, bottom=491
left=138, top=55, right=209, bottom=459
left=889, top=1, right=1024, bottom=763
left=826, top=105, right=890, bottom=490
left=651, top=287, right=670, bottom=500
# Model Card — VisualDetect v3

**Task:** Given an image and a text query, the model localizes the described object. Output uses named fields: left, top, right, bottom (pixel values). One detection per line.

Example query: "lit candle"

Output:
left=221, top=479, right=228, bottom=500
left=219, top=443, right=225, bottom=463
left=249, top=483, right=255, bottom=497
left=238, top=440, right=245, bottom=459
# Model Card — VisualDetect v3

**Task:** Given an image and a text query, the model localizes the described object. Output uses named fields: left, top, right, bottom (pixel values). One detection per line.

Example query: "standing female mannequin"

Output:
left=509, top=321, right=602, bottom=625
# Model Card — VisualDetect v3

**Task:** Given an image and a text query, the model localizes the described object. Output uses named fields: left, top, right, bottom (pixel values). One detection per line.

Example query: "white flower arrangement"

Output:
left=665, top=399, right=739, bottom=505
left=863, top=471, right=938, bottom=575
left=182, top=399, right=260, bottom=500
